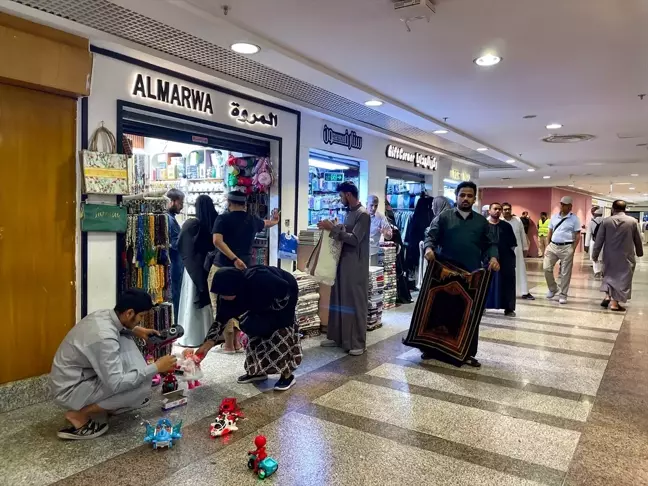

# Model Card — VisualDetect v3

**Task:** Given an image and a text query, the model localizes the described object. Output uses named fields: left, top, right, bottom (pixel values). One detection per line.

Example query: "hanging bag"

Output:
left=80, top=124, right=129, bottom=195
left=306, top=230, right=342, bottom=285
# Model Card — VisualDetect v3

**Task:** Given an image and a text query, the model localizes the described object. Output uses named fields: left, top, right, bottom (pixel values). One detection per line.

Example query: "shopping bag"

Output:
left=80, top=124, right=129, bottom=195
left=278, top=232, right=298, bottom=260
left=306, top=230, right=341, bottom=286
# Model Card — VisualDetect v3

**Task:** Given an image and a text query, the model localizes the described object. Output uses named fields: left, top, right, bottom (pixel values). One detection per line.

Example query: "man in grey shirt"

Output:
left=50, top=289, right=177, bottom=440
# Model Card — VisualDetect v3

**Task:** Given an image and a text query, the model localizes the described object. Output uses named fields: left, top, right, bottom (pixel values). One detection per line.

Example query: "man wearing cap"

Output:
left=544, top=196, right=581, bottom=304
left=585, top=206, right=604, bottom=278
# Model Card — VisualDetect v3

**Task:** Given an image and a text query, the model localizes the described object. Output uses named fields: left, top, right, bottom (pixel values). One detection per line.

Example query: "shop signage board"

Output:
left=81, top=204, right=127, bottom=233
left=324, top=172, right=345, bottom=182
left=229, top=102, right=278, bottom=127
left=132, top=73, right=214, bottom=114
left=385, top=144, right=437, bottom=171
left=322, top=124, right=363, bottom=150
left=450, top=169, right=471, bottom=181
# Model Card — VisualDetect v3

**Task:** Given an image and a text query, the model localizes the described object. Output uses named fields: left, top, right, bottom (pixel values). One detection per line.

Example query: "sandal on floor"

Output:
left=464, top=357, right=482, bottom=368
left=218, top=344, right=236, bottom=355
left=600, top=299, right=611, bottom=308
left=610, top=306, right=626, bottom=312
left=57, top=419, right=109, bottom=440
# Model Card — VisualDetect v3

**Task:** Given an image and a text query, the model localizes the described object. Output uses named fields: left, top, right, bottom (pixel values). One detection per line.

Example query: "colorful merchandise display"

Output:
left=367, top=266, right=385, bottom=331
left=293, top=270, right=321, bottom=337
left=381, top=243, right=397, bottom=309
left=308, top=160, right=360, bottom=225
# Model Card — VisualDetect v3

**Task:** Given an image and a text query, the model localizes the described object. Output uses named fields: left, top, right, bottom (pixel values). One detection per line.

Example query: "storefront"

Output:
left=84, top=48, right=300, bottom=315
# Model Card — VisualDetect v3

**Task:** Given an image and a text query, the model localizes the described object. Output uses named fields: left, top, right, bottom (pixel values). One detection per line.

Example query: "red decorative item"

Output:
left=219, top=398, right=245, bottom=420
left=162, top=373, right=178, bottom=394
left=248, top=435, right=267, bottom=473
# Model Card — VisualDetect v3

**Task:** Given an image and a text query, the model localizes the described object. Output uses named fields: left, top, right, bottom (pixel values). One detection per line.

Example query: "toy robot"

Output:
left=143, top=418, right=183, bottom=449
left=247, top=436, right=278, bottom=480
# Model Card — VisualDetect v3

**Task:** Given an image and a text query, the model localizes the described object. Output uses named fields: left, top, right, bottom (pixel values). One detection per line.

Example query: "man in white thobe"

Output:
left=584, top=206, right=604, bottom=278
left=502, top=203, right=534, bottom=300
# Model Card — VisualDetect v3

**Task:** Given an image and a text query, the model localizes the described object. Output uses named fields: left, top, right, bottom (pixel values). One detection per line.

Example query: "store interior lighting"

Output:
left=309, top=158, right=350, bottom=171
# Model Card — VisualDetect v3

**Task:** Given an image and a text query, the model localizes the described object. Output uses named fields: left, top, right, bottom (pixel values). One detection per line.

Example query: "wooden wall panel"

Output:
left=0, top=83, right=77, bottom=383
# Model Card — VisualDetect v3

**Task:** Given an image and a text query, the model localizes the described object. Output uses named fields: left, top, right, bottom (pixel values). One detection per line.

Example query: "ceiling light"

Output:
left=631, top=173, right=639, bottom=177
left=506, top=159, right=515, bottom=164
left=474, top=54, right=501, bottom=67
left=433, top=129, right=448, bottom=134
left=543, top=176, right=551, bottom=179
left=309, top=159, right=349, bottom=171
left=577, top=187, right=584, bottom=189
left=615, top=182, right=631, bottom=185
left=364, top=99, right=383, bottom=107
left=568, top=184, right=575, bottom=187
left=476, top=147, right=488, bottom=152
left=527, top=168, right=535, bottom=172
left=508, top=186, right=513, bottom=189
left=546, top=123, right=563, bottom=130
left=230, top=42, right=260, bottom=54
left=629, top=187, right=636, bottom=190
left=643, top=193, right=648, bottom=196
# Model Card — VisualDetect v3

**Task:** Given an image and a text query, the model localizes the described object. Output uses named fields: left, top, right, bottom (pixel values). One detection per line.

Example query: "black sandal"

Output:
left=57, top=419, right=109, bottom=440
left=610, top=305, right=626, bottom=312
left=600, top=299, right=611, bottom=308
left=464, top=357, right=482, bottom=368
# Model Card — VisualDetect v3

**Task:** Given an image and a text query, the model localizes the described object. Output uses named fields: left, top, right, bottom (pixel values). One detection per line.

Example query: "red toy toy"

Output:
left=219, top=398, right=245, bottom=420
left=248, top=435, right=267, bottom=473
left=210, top=398, right=245, bottom=438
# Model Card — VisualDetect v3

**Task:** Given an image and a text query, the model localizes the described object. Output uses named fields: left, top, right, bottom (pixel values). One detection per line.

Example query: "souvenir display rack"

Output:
left=381, top=243, right=397, bottom=309
left=308, top=161, right=360, bottom=226
left=367, top=265, right=384, bottom=331
left=294, top=270, right=321, bottom=338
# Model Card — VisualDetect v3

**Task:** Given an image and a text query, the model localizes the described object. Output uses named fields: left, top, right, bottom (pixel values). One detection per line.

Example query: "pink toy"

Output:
left=146, top=354, right=161, bottom=387
left=178, top=349, right=203, bottom=390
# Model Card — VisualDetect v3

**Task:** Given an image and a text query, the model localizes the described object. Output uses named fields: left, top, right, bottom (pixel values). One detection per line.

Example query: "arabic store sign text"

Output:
left=385, top=144, right=437, bottom=171
left=450, top=169, right=471, bottom=181
left=132, top=73, right=214, bottom=114
left=322, top=125, right=363, bottom=151
left=229, top=102, right=278, bottom=127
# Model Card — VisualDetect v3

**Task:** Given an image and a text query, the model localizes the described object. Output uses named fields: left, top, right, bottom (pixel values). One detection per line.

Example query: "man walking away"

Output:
left=585, top=207, right=604, bottom=278
left=502, top=203, right=534, bottom=300
left=318, top=182, right=371, bottom=356
left=367, top=195, right=393, bottom=266
left=50, top=290, right=178, bottom=440
left=537, top=212, right=550, bottom=257
left=592, top=200, right=643, bottom=312
left=166, top=188, right=185, bottom=324
left=544, top=197, right=581, bottom=304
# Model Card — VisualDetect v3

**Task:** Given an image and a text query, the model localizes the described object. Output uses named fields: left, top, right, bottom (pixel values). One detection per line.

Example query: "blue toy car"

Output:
left=248, top=454, right=279, bottom=480
left=144, top=418, right=183, bottom=449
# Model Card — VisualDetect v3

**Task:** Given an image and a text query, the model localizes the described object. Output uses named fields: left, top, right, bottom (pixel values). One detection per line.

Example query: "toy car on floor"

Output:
left=209, top=414, right=238, bottom=437
left=247, top=455, right=278, bottom=480
left=144, top=418, right=182, bottom=449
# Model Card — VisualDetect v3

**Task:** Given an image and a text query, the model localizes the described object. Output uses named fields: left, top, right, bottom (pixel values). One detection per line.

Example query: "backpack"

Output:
left=592, top=220, right=601, bottom=240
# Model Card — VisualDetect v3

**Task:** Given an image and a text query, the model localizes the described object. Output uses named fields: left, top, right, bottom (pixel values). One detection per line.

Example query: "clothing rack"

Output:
left=394, top=209, right=414, bottom=238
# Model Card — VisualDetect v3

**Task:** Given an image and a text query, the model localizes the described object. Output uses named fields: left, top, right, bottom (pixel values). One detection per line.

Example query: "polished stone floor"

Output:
left=2, top=254, right=647, bottom=485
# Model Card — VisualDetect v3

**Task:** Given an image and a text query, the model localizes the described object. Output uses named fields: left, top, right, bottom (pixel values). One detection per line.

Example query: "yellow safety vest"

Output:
left=538, top=218, right=550, bottom=237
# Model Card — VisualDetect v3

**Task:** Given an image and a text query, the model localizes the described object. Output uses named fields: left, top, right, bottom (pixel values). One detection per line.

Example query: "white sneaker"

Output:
left=559, top=297, right=568, bottom=304
left=546, top=291, right=556, bottom=299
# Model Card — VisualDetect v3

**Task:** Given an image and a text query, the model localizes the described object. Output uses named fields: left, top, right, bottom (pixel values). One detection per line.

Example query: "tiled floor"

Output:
left=2, top=255, right=647, bottom=485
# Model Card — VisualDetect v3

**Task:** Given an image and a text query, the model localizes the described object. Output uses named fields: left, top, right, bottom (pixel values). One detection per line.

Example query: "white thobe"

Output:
left=504, top=216, right=529, bottom=295
left=586, top=216, right=604, bottom=274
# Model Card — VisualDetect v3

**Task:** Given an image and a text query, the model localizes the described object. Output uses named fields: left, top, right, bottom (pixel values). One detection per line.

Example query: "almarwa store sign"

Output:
left=131, top=73, right=214, bottom=114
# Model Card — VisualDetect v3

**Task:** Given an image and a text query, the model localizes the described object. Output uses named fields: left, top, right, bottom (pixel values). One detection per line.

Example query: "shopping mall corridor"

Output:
left=2, top=255, right=647, bottom=486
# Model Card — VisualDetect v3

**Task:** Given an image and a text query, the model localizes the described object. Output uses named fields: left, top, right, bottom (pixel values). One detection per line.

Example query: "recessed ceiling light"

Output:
left=631, top=173, right=639, bottom=177
left=543, top=176, right=551, bottom=179
left=364, top=99, right=383, bottom=107
left=474, top=54, right=501, bottom=67
left=546, top=123, right=563, bottom=130
left=230, top=42, right=261, bottom=54
left=577, top=187, right=584, bottom=189
left=476, top=147, right=488, bottom=152
left=527, top=168, right=535, bottom=172
left=506, top=159, right=515, bottom=164
left=615, top=182, right=631, bottom=185
left=643, top=193, right=648, bottom=196
left=629, top=187, right=636, bottom=190
left=568, top=184, right=575, bottom=187
left=433, top=129, right=448, bottom=135
left=508, top=186, right=513, bottom=188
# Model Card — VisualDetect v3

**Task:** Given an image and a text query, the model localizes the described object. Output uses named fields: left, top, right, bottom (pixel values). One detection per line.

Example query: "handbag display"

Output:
left=306, top=230, right=342, bottom=286
left=80, top=124, right=129, bottom=195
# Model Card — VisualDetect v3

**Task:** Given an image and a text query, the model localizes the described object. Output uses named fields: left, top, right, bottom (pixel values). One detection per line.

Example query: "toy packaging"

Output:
left=161, top=389, right=188, bottom=411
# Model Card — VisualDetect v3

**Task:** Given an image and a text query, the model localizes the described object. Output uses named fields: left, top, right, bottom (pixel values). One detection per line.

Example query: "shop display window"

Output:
left=308, top=156, right=360, bottom=226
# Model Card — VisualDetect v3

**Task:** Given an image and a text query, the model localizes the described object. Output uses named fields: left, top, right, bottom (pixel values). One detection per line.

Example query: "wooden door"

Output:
left=0, top=83, right=76, bottom=383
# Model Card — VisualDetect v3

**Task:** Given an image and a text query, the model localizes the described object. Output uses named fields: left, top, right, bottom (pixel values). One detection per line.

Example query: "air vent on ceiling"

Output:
left=392, top=0, right=436, bottom=13
left=542, top=134, right=596, bottom=144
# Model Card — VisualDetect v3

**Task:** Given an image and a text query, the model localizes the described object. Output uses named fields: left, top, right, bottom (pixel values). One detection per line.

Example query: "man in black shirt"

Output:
left=166, top=188, right=185, bottom=324
left=208, top=190, right=280, bottom=352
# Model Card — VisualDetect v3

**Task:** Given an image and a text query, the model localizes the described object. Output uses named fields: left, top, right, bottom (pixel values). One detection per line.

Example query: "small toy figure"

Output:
left=162, top=373, right=178, bottom=394
left=143, top=418, right=183, bottom=449
left=146, top=354, right=161, bottom=387
left=247, top=436, right=278, bottom=480
left=209, top=414, right=239, bottom=437
left=219, top=398, right=245, bottom=420
left=178, top=349, right=203, bottom=390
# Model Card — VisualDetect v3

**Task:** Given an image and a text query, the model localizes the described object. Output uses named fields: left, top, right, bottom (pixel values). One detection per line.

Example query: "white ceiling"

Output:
left=5, top=0, right=647, bottom=201
left=177, top=0, right=648, bottom=201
